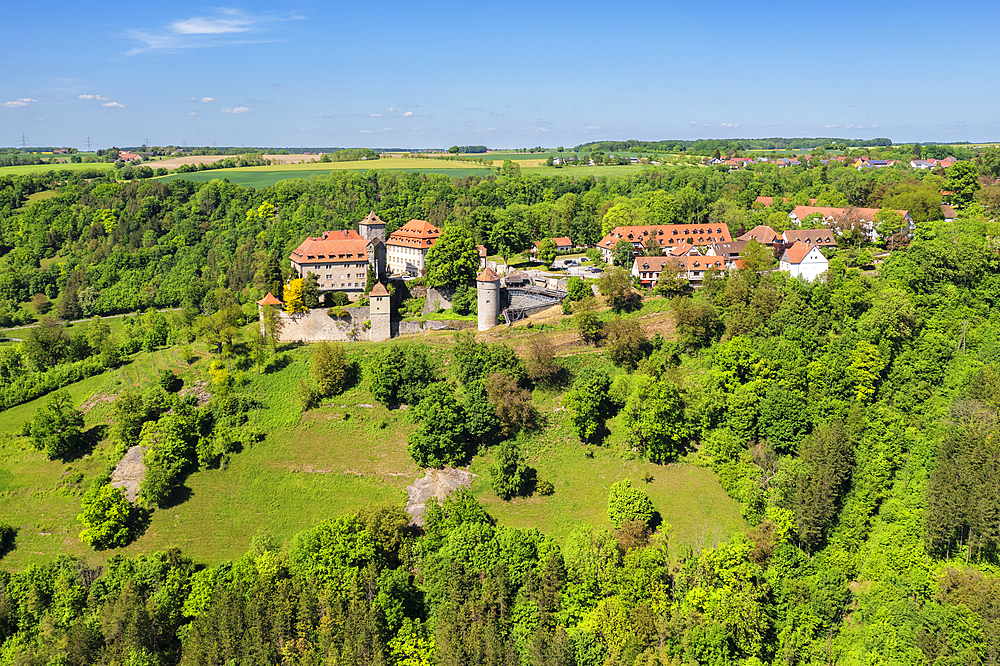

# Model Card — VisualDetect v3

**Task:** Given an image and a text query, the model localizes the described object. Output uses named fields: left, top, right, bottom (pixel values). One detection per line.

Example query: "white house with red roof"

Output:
left=779, top=241, right=829, bottom=281
left=386, top=219, right=442, bottom=277
left=788, top=206, right=913, bottom=242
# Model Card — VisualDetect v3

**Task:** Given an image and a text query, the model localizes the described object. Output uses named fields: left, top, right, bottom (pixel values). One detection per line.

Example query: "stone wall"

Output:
left=395, top=319, right=476, bottom=337
left=423, top=286, right=457, bottom=314
left=277, top=307, right=372, bottom=343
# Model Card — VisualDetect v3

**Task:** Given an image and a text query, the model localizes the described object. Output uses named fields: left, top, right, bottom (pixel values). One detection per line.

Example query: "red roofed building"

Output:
left=738, top=225, right=780, bottom=246
left=788, top=206, right=913, bottom=242
left=289, top=228, right=386, bottom=297
left=386, top=219, right=442, bottom=277
left=598, top=224, right=733, bottom=263
left=631, top=255, right=725, bottom=287
left=781, top=229, right=836, bottom=248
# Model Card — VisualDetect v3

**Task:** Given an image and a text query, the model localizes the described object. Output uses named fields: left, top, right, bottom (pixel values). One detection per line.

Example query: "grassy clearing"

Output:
left=471, top=382, right=743, bottom=552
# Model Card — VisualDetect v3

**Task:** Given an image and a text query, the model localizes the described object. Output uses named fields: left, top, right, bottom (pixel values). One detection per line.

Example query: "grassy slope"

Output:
left=0, top=317, right=743, bottom=571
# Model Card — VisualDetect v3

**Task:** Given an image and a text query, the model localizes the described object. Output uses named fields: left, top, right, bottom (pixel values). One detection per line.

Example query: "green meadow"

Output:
left=0, top=323, right=743, bottom=571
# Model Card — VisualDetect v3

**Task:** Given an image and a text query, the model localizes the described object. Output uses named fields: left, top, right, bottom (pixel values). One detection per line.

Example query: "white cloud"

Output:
left=2, top=98, right=36, bottom=108
left=188, top=96, right=215, bottom=103
left=78, top=94, right=95, bottom=100
left=359, top=129, right=373, bottom=133
left=220, top=106, right=250, bottom=114
left=126, top=8, right=304, bottom=55
left=370, top=113, right=381, bottom=117
left=720, top=123, right=739, bottom=128
left=535, top=127, right=553, bottom=132
left=386, top=107, right=395, bottom=112
left=381, top=127, right=393, bottom=131
left=103, top=102, right=124, bottom=108
left=187, top=111, right=197, bottom=116
left=402, top=111, right=413, bottom=117
left=585, top=126, right=599, bottom=130
left=96, top=95, right=110, bottom=101
left=172, top=9, right=256, bottom=35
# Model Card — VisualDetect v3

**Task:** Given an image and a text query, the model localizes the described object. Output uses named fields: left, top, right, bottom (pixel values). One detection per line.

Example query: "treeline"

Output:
left=448, top=145, right=488, bottom=153
left=319, top=148, right=380, bottom=162
left=574, top=137, right=895, bottom=155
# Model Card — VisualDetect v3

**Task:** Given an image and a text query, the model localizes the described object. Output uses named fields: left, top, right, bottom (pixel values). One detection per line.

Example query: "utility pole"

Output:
left=85, top=135, right=93, bottom=152
left=20, top=134, right=27, bottom=149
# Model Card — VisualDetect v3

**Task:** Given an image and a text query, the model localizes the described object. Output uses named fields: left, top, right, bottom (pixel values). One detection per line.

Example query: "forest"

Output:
left=1, top=152, right=1000, bottom=664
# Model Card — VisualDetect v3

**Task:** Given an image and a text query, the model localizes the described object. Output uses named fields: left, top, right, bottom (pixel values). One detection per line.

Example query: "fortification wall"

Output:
left=277, top=307, right=372, bottom=343
left=394, top=319, right=476, bottom=338
left=423, top=286, right=457, bottom=313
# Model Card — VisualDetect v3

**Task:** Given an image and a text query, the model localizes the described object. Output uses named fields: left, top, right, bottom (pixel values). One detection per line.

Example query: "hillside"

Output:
left=1, top=157, right=1000, bottom=664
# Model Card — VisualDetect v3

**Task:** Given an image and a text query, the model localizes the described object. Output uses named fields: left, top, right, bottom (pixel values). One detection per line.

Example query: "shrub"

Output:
left=78, top=483, right=132, bottom=549
left=407, top=382, right=470, bottom=468
left=30, top=390, right=84, bottom=460
left=312, top=342, right=349, bottom=397
left=367, top=343, right=437, bottom=406
left=566, top=277, right=590, bottom=301
left=325, top=291, right=350, bottom=307
left=536, top=480, right=555, bottom=496
left=604, top=318, right=650, bottom=370
left=159, top=369, right=182, bottom=393
left=491, top=438, right=529, bottom=500
left=574, top=298, right=603, bottom=345
left=607, top=479, right=654, bottom=528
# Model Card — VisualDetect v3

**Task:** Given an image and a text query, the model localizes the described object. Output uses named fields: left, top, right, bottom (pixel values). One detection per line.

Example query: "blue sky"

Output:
left=2, top=0, right=998, bottom=149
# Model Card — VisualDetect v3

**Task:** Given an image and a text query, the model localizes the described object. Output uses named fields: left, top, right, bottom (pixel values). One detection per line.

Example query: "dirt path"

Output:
left=111, top=445, right=146, bottom=502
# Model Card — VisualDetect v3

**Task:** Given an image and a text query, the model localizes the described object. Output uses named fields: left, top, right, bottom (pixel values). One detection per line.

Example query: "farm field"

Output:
left=0, top=161, right=114, bottom=176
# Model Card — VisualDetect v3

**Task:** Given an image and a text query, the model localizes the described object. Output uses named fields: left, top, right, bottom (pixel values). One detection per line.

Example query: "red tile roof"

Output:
left=781, top=229, right=836, bottom=246
left=290, top=230, right=369, bottom=265
left=791, top=206, right=910, bottom=223
left=386, top=219, right=441, bottom=248
left=941, top=204, right=958, bottom=219
left=477, top=266, right=500, bottom=282
left=782, top=240, right=819, bottom=264
left=369, top=282, right=390, bottom=297
left=739, top=225, right=779, bottom=245
left=599, top=224, right=732, bottom=250
left=361, top=210, right=385, bottom=226
left=256, top=292, right=283, bottom=306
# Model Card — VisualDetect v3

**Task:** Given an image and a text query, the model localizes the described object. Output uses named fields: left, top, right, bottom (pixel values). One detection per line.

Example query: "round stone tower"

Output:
left=476, top=267, right=501, bottom=331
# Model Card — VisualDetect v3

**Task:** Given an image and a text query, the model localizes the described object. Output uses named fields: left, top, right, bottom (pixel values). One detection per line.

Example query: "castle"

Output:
left=258, top=215, right=565, bottom=343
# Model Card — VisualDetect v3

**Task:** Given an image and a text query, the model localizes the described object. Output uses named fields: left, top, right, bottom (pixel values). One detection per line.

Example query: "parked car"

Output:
left=564, top=259, right=577, bottom=266
left=580, top=257, right=590, bottom=263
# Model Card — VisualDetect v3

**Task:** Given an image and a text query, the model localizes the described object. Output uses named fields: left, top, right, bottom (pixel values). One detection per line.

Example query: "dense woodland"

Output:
left=3, top=154, right=1000, bottom=664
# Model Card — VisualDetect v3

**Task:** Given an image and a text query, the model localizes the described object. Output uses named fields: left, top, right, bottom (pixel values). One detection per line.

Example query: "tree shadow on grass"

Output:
left=61, top=424, right=109, bottom=462
left=155, top=483, right=193, bottom=510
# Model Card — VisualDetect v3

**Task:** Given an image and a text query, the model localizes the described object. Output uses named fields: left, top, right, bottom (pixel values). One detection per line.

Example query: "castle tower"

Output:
left=369, top=282, right=392, bottom=342
left=359, top=211, right=386, bottom=243
left=476, top=267, right=501, bottom=331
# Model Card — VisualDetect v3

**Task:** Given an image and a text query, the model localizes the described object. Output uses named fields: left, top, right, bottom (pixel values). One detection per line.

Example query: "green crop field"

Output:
left=0, top=162, right=114, bottom=176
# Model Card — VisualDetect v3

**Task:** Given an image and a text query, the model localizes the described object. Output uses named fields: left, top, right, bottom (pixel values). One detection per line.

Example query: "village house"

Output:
left=705, top=240, right=748, bottom=269
left=738, top=225, right=780, bottom=246
left=288, top=212, right=387, bottom=296
left=118, top=150, right=141, bottom=162
left=598, top=224, right=733, bottom=263
left=788, top=206, right=913, bottom=242
left=941, top=205, right=958, bottom=222
left=779, top=241, right=829, bottom=281
left=531, top=236, right=574, bottom=255
left=631, top=255, right=726, bottom=288
left=386, top=219, right=442, bottom=277
left=781, top=229, right=837, bottom=248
